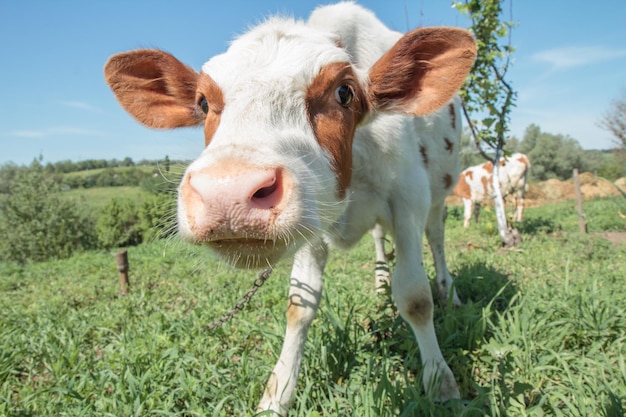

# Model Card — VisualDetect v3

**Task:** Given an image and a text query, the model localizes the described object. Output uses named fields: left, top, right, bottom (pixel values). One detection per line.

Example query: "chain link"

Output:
left=205, top=267, right=273, bottom=331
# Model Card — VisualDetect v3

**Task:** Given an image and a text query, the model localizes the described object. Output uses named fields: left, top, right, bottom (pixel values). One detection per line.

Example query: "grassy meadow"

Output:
left=63, top=186, right=153, bottom=213
left=1, top=196, right=625, bottom=416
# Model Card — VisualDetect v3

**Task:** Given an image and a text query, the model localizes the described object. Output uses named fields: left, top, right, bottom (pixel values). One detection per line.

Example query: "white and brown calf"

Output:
left=104, top=2, right=476, bottom=414
left=453, top=153, right=531, bottom=228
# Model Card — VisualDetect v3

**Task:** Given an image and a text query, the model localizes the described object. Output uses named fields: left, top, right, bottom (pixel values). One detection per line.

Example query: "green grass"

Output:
left=1, top=199, right=625, bottom=416
left=62, top=186, right=153, bottom=213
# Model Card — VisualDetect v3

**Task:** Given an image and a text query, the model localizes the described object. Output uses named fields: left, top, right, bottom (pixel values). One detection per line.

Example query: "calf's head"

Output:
left=104, top=20, right=475, bottom=268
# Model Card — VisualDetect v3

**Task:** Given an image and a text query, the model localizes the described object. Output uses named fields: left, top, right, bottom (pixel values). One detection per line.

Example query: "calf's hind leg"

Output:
left=372, top=224, right=391, bottom=293
left=425, top=202, right=461, bottom=306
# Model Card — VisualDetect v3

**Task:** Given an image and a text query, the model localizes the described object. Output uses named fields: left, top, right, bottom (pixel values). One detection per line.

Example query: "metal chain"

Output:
left=206, top=267, right=273, bottom=331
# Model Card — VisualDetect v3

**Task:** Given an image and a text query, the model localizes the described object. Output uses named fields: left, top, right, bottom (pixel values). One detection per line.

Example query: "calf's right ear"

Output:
left=368, top=27, right=476, bottom=116
left=104, top=49, right=204, bottom=129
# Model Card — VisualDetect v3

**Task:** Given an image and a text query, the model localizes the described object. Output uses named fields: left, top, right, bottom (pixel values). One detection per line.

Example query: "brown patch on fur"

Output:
left=517, top=154, right=530, bottom=167
left=481, top=161, right=494, bottom=174
left=420, top=145, right=429, bottom=166
left=404, top=293, right=433, bottom=326
left=306, top=62, right=367, bottom=198
left=443, top=137, right=454, bottom=153
left=286, top=301, right=304, bottom=327
left=448, top=103, right=456, bottom=129
left=104, top=49, right=205, bottom=129
left=196, top=73, right=224, bottom=146
left=453, top=171, right=471, bottom=199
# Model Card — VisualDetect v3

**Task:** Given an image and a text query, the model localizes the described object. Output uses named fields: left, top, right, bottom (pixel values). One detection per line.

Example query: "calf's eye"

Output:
left=198, top=96, right=209, bottom=114
left=335, top=84, right=354, bottom=107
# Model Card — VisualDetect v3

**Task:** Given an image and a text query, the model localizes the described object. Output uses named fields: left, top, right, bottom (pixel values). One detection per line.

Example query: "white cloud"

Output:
left=532, top=45, right=626, bottom=71
left=60, top=100, right=104, bottom=113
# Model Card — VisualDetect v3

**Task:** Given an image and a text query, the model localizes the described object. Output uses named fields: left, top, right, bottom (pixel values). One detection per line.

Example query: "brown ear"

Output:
left=104, top=49, right=203, bottom=129
left=368, top=27, right=476, bottom=116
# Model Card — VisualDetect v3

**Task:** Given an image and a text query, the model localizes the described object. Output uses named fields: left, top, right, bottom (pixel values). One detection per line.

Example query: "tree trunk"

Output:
left=573, top=168, right=587, bottom=233
left=492, top=149, right=521, bottom=247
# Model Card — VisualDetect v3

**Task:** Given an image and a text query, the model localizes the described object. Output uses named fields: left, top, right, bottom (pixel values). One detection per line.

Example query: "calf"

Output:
left=104, top=2, right=476, bottom=414
left=453, top=153, right=531, bottom=227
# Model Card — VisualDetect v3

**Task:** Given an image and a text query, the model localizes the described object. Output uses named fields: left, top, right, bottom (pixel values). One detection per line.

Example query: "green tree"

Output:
left=0, top=161, right=96, bottom=263
left=519, top=124, right=586, bottom=180
left=454, top=0, right=519, bottom=247
left=503, top=135, right=520, bottom=153
left=459, top=128, right=486, bottom=169
left=597, top=160, right=626, bottom=181
left=95, top=198, right=142, bottom=249
left=459, top=129, right=521, bottom=169
left=121, top=157, right=135, bottom=167
left=0, top=163, right=23, bottom=194
left=518, top=124, right=540, bottom=155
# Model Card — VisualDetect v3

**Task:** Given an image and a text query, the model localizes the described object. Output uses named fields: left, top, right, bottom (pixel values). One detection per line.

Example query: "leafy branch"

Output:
left=453, top=0, right=517, bottom=160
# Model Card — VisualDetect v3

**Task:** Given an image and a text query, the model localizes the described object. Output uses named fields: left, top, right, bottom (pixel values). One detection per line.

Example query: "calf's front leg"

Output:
left=391, top=209, right=460, bottom=401
left=257, top=239, right=327, bottom=415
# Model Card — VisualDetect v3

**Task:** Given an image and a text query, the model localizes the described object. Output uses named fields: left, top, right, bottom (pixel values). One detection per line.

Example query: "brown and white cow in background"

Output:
left=104, top=2, right=476, bottom=414
left=453, top=153, right=531, bottom=228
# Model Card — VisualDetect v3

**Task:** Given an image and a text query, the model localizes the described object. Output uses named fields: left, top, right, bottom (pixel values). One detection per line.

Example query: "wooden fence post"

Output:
left=573, top=168, right=587, bottom=233
left=115, top=250, right=130, bottom=295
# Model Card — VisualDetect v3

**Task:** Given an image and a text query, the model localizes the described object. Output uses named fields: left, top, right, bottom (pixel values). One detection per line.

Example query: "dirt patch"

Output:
left=526, top=173, right=624, bottom=207
left=596, top=231, right=626, bottom=246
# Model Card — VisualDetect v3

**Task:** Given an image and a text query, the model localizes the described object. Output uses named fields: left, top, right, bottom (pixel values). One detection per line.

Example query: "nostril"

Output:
left=250, top=169, right=283, bottom=209
left=253, top=181, right=278, bottom=199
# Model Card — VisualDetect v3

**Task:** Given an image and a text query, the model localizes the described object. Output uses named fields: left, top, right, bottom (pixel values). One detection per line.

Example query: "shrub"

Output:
left=597, top=162, right=626, bottom=181
left=95, top=192, right=177, bottom=249
left=95, top=198, right=142, bottom=249
left=0, top=161, right=96, bottom=263
left=138, top=193, right=177, bottom=242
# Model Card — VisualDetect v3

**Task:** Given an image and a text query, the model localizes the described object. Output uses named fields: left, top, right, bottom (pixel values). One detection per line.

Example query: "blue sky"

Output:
left=1, top=0, right=625, bottom=166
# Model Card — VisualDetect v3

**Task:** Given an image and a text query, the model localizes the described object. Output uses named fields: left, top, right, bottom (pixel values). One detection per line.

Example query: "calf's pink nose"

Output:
left=182, top=164, right=285, bottom=238
left=189, top=167, right=282, bottom=209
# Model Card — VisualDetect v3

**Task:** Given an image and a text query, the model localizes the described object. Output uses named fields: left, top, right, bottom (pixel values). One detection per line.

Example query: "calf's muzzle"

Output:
left=179, top=161, right=293, bottom=266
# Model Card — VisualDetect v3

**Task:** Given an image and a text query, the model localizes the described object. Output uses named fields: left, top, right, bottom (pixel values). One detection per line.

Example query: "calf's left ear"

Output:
left=368, top=27, right=476, bottom=116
